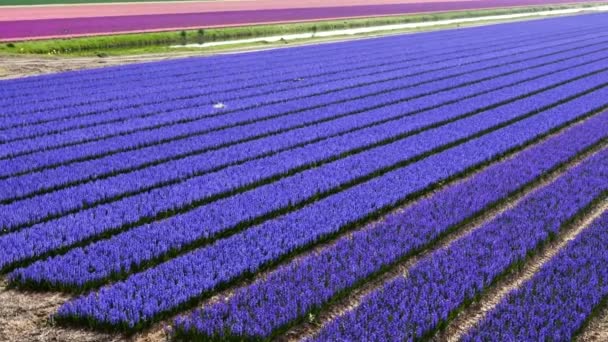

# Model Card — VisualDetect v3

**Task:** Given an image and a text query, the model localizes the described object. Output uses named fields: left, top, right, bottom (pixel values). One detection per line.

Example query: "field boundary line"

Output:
left=176, top=5, right=608, bottom=49
left=6, top=15, right=564, bottom=100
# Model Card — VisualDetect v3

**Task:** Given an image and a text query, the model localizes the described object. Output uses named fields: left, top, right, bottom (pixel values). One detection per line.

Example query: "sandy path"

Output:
left=0, top=277, right=175, bottom=342
left=0, top=0, right=474, bottom=21
left=0, top=0, right=599, bottom=41
left=0, top=279, right=122, bottom=342
left=578, top=304, right=608, bottom=341
left=0, top=52, right=214, bottom=80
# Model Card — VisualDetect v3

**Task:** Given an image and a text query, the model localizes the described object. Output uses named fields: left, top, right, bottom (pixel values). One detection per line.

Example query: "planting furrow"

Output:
left=310, top=149, right=608, bottom=342
left=3, top=38, right=606, bottom=179
left=2, top=22, right=602, bottom=122
left=2, top=30, right=600, bottom=145
left=1, top=14, right=595, bottom=103
left=0, top=61, right=604, bottom=254
left=42, top=86, right=608, bottom=330
left=3, top=49, right=604, bottom=208
left=158, top=111, right=608, bottom=341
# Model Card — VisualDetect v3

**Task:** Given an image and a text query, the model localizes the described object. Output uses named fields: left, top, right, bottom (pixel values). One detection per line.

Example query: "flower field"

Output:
left=0, top=0, right=597, bottom=40
left=1, top=13, right=607, bottom=341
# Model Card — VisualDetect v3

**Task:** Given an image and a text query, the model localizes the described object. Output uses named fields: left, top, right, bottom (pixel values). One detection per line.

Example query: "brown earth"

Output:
left=578, top=304, right=608, bottom=342
left=0, top=277, right=174, bottom=342
left=0, top=53, right=215, bottom=80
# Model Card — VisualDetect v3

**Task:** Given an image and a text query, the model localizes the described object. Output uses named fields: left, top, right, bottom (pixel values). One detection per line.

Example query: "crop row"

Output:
left=1, top=14, right=597, bottom=105
left=3, top=47, right=607, bottom=232
left=5, top=28, right=601, bottom=147
left=167, top=111, right=608, bottom=340
left=1, top=21, right=492, bottom=98
left=4, top=31, right=603, bottom=158
left=1, top=14, right=606, bottom=340
left=4, top=44, right=606, bottom=186
left=4, top=42, right=607, bottom=207
left=6, top=22, right=607, bottom=128
left=311, top=145, right=608, bottom=342
left=1, top=29, right=525, bottom=127
left=2, top=65, right=607, bottom=275
left=22, top=81, right=608, bottom=329
left=465, top=210, right=608, bottom=341
left=2, top=20, right=578, bottom=119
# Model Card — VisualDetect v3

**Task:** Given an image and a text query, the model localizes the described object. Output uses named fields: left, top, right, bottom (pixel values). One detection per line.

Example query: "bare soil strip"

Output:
left=0, top=279, right=121, bottom=342
left=0, top=52, right=212, bottom=80
left=0, top=276, right=173, bottom=341
left=437, top=199, right=608, bottom=341
left=578, top=304, right=608, bottom=341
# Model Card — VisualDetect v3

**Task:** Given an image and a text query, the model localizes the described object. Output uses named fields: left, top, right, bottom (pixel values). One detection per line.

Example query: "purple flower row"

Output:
left=465, top=211, right=608, bottom=341
left=3, top=13, right=600, bottom=99
left=1, top=14, right=592, bottom=104
left=5, top=45, right=605, bottom=208
left=169, top=110, right=608, bottom=340
left=4, top=47, right=605, bottom=233
left=3, top=65, right=605, bottom=275
left=1, top=21, right=486, bottom=100
left=3, top=32, right=596, bottom=161
left=1, top=30, right=494, bottom=132
left=47, top=82, right=608, bottom=328
left=0, top=27, right=406, bottom=100
left=8, top=31, right=608, bottom=151
left=1, top=22, right=533, bottom=121
left=10, top=30, right=595, bottom=150
left=5, top=49, right=590, bottom=205
left=3, top=44, right=567, bottom=176
left=311, top=145, right=608, bottom=342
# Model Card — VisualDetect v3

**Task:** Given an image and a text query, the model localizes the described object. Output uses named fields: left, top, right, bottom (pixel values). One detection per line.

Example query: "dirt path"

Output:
left=0, top=51, right=229, bottom=80
left=578, top=304, right=608, bottom=341
left=0, top=277, right=174, bottom=342
left=0, top=279, right=122, bottom=342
